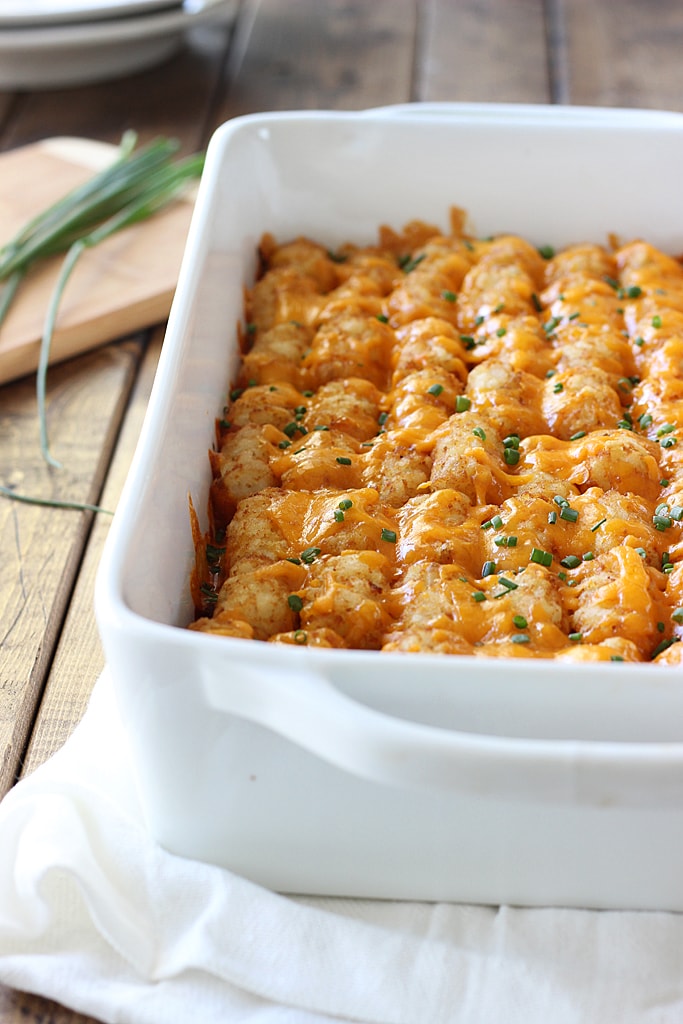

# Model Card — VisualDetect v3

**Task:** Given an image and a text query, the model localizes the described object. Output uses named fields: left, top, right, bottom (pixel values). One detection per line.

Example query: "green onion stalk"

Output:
left=0, top=131, right=204, bottom=475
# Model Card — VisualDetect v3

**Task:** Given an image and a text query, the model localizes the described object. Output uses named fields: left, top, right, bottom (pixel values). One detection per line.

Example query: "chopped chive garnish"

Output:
left=568, top=632, right=583, bottom=642
left=639, top=413, right=653, bottom=429
left=442, top=290, right=457, bottom=302
left=381, top=528, right=397, bottom=543
left=286, top=557, right=302, bottom=565
left=400, top=253, right=426, bottom=273
left=481, top=519, right=493, bottom=530
left=672, top=608, right=683, bottom=624
left=657, top=423, right=676, bottom=436
left=548, top=511, right=557, bottom=524
left=504, top=448, right=520, bottom=466
left=475, top=315, right=485, bottom=326
left=427, top=383, right=444, bottom=396
left=313, top=425, right=329, bottom=431
left=336, top=456, right=352, bottom=465
left=560, top=507, right=579, bottom=523
left=293, top=630, right=308, bottom=644
left=334, top=509, right=345, bottom=522
left=339, top=498, right=353, bottom=510
left=568, top=311, right=580, bottom=320
left=560, top=555, right=581, bottom=569
left=538, top=245, right=555, bottom=259
left=507, top=536, right=518, bottom=547
left=205, top=543, right=226, bottom=564
left=556, top=499, right=572, bottom=511
left=635, top=336, right=645, bottom=346
left=460, top=334, right=476, bottom=349
left=531, top=292, right=542, bottom=311
left=544, top=316, right=562, bottom=334
left=472, top=426, right=487, bottom=440
left=496, top=327, right=507, bottom=337
left=278, top=440, right=292, bottom=449
left=287, top=594, right=303, bottom=612
left=610, top=655, right=624, bottom=662
left=378, top=411, right=388, bottom=426
left=512, top=615, right=528, bottom=629
left=652, top=638, right=677, bottom=658
left=300, top=546, right=321, bottom=563
left=546, top=369, right=557, bottom=378
left=635, top=547, right=647, bottom=559
left=626, top=285, right=642, bottom=298
left=652, top=315, right=662, bottom=328
left=653, top=515, right=672, bottom=530
left=494, top=535, right=508, bottom=546
left=658, top=621, right=666, bottom=633
left=472, top=590, right=486, bottom=602
left=660, top=478, right=670, bottom=486
left=498, top=577, right=518, bottom=590
left=491, top=514, right=503, bottom=529
left=455, top=396, right=471, bottom=412
left=553, top=382, right=564, bottom=393
left=558, top=571, right=567, bottom=581
left=511, top=633, right=530, bottom=644
left=482, top=560, right=497, bottom=577
left=591, top=518, right=607, bottom=532
left=530, top=548, right=553, bottom=567
left=661, top=437, right=678, bottom=448
left=582, top=551, right=594, bottom=561
left=603, top=275, right=620, bottom=290
left=670, top=506, right=683, bottom=521
left=376, top=313, right=389, bottom=323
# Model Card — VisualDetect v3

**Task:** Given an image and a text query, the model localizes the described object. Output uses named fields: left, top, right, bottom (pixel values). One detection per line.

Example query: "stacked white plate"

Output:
left=0, top=0, right=238, bottom=88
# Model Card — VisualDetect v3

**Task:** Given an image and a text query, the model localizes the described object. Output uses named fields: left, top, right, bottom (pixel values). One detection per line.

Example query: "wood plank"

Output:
left=212, top=0, right=417, bottom=123
left=416, top=0, right=550, bottom=102
left=549, top=0, right=683, bottom=110
left=0, top=337, right=144, bottom=799
left=20, top=330, right=164, bottom=776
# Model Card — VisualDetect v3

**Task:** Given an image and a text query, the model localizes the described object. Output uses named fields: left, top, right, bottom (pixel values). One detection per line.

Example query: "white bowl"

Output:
left=96, top=104, right=683, bottom=909
left=0, top=0, right=237, bottom=88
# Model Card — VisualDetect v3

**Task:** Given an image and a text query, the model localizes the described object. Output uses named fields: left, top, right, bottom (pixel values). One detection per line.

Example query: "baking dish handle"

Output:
left=201, top=665, right=683, bottom=806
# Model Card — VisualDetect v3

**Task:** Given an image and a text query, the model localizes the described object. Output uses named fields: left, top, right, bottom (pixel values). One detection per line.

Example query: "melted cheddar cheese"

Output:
left=189, top=214, right=683, bottom=664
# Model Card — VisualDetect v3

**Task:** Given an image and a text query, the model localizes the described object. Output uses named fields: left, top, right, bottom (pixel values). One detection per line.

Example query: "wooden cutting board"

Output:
left=0, top=136, right=196, bottom=386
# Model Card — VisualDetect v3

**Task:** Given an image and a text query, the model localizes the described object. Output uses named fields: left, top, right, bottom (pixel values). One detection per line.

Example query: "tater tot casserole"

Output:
left=189, top=211, right=683, bottom=665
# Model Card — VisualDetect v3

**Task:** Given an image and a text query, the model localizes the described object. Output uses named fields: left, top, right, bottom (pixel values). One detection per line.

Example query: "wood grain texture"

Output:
left=548, top=0, right=683, bottom=110
left=20, top=330, right=164, bottom=777
left=213, top=0, right=417, bottom=121
left=416, top=0, right=550, bottom=102
left=0, top=338, right=144, bottom=799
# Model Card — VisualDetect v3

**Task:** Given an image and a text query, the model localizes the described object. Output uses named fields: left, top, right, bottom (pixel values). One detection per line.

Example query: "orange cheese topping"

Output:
left=189, top=215, right=683, bottom=664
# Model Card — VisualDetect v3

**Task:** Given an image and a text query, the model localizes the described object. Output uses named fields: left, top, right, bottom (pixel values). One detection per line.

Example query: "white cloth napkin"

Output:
left=1, top=671, right=683, bottom=1024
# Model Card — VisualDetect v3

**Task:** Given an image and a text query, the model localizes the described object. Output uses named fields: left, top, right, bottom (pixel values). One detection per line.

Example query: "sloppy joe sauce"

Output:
left=189, top=211, right=683, bottom=664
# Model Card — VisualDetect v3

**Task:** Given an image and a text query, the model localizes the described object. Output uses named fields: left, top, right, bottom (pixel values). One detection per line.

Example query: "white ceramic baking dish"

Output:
left=95, top=103, right=683, bottom=910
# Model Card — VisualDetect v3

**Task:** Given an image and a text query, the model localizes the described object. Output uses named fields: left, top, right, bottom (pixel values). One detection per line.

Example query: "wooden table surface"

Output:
left=2, top=0, right=683, bottom=1019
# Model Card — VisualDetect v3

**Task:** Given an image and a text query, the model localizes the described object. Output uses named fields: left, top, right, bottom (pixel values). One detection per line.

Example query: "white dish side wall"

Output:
left=96, top=106, right=683, bottom=908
